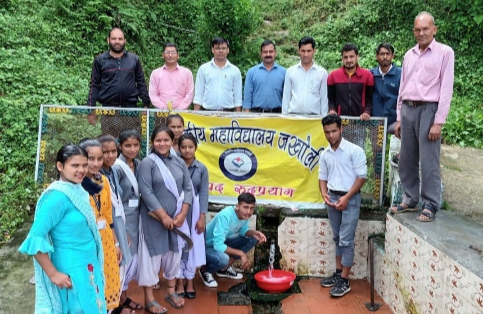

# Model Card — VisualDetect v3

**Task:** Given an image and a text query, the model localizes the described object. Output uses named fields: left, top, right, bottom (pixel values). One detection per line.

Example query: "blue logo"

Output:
left=219, top=148, right=257, bottom=181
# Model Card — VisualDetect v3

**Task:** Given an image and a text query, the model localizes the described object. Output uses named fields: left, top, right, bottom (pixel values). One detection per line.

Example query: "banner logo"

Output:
left=219, top=148, right=257, bottom=181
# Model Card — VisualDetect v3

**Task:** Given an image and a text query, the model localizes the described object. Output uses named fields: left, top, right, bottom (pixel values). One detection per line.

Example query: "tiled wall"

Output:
left=277, top=217, right=385, bottom=279
left=376, top=214, right=483, bottom=314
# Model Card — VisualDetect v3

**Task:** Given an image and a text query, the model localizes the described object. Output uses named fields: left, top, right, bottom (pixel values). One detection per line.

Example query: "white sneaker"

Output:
left=199, top=269, right=218, bottom=287
left=215, top=266, right=243, bottom=279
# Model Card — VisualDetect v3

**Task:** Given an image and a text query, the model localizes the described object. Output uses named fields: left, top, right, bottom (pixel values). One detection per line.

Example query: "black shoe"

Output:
left=185, top=284, right=196, bottom=299
left=320, top=272, right=341, bottom=287
left=215, top=266, right=243, bottom=279
left=330, top=280, right=351, bottom=297
left=176, top=285, right=185, bottom=298
left=199, top=269, right=218, bottom=287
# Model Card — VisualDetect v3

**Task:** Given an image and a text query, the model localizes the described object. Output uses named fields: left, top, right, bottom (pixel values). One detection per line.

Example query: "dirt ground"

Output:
left=440, top=144, right=483, bottom=223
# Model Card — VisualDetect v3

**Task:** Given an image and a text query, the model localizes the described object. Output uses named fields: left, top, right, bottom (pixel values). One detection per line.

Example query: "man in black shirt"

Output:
left=87, top=27, right=150, bottom=137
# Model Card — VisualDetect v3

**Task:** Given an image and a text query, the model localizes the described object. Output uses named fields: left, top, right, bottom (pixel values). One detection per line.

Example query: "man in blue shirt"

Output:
left=199, top=193, right=267, bottom=288
left=370, top=43, right=401, bottom=134
left=243, top=40, right=286, bottom=113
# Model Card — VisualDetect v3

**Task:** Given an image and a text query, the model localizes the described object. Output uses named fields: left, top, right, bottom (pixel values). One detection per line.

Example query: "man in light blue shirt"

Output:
left=282, top=36, right=328, bottom=115
left=199, top=193, right=267, bottom=288
left=193, top=37, right=243, bottom=111
left=243, top=40, right=286, bottom=113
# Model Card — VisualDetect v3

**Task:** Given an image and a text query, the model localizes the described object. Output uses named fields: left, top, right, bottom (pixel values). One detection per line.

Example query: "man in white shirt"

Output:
left=318, top=114, right=367, bottom=297
left=282, top=36, right=328, bottom=115
left=193, top=37, right=242, bottom=111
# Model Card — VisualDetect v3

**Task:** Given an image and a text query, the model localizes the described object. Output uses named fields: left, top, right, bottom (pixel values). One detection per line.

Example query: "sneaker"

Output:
left=216, top=266, right=243, bottom=279
left=199, top=269, right=218, bottom=288
left=330, top=280, right=351, bottom=297
left=29, top=276, right=36, bottom=285
left=390, top=154, right=399, bottom=168
left=320, top=272, right=340, bottom=287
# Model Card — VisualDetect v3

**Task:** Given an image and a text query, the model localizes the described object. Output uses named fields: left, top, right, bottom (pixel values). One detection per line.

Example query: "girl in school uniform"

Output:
left=136, top=126, right=192, bottom=313
left=175, top=133, right=208, bottom=299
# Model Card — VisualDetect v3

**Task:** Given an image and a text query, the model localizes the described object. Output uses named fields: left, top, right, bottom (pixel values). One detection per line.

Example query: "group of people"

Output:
left=20, top=9, right=454, bottom=313
left=20, top=113, right=267, bottom=314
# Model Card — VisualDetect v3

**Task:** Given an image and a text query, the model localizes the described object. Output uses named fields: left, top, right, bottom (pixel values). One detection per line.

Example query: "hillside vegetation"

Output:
left=1, top=0, right=482, bottom=243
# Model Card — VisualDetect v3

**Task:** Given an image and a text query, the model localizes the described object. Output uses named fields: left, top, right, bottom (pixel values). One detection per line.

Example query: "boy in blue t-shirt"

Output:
left=199, top=193, right=267, bottom=287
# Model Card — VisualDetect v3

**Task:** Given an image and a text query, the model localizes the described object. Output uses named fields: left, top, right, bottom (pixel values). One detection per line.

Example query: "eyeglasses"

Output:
left=163, top=51, right=178, bottom=55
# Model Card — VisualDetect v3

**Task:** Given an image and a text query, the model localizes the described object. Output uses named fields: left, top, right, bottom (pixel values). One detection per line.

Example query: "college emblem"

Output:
left=219, top=148, right=257, bottom=181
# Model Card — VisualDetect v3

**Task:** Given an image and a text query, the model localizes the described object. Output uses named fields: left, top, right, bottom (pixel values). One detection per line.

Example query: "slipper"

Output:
left=165, top=293, right=184, bottom=309
left=417, top=209, right=435, bottom=222
left=122, top=297, right=143, bottom=310
left=390, top=204, right=417, bottom=214
left=145, top=300, right=167, bottom=314
left=112, top=306, right=135, bottom=314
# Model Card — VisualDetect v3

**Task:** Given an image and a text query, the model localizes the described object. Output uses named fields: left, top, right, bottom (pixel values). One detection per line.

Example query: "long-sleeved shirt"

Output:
left=87, top=50, right=150, bottom=107
left=205, top=206, right=249, bottom=253
left=282, top=62, right=328, bottom=115
left=328, top=65, right=374, bottom=116
left=370, top=64, right=401, bottom=126
left=318, top=138, right=367, bottom=192
left=243, top=62, right=286, bottom=110
left=185, top=159, right=209, bottom=228
left=137, top=153, right=192, bottom=256
left=193, top=59, right=242, bottom=110
left=396, top=39, right=454, bottom=124
left=149, top=64, right=194, bottom=110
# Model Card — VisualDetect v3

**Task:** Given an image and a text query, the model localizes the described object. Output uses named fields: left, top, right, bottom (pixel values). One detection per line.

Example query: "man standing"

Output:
left=370, top=43, right=401, bottom=134
left=193, top=37, right=242, bottom=111
left=243, top=40, right=286, bottom=113
left=149, top=43, right=194, bottom=110
left=391, top=12, right=454, bottom=222
left=319, top=114, right=367, bottom=297
left=328, top=43, right=374, bottom=119
left=282, top=36, right=328, bottom=115
left=87, top=27, right=150, bottom=136
left=199, top=193, right=266, bottom=288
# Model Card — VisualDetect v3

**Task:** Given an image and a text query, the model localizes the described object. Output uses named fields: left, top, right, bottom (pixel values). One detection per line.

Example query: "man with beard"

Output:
left=370, top=43, right=401, bottom=134
left=282, top=36, right=328, bottom=115
left=319, top=114, right=367, bottom=297
left=149, top=42, right=194, bottom=110
left=193, top=37, right=242, bottom=111
left=87, top=27, right=150, bottom=137
left=243, top=40, right=286, bottom=113
left=390, top=12, right=454, bottom=223
left=328, top=43, right=374, bottom=119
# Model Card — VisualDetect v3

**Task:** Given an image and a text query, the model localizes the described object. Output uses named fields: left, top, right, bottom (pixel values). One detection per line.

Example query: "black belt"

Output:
left=404, top=101, right=438, bottom=107
left=251, top=107, right=281, bottom=113
left=329, top=190, right=360, bottom=196
left=201, top=106, right=236, bottom=112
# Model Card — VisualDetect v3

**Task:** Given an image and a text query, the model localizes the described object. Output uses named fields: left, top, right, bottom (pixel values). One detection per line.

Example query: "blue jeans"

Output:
left=327, top=192, right=361, bottom=267
left=205, top=234, right=258, bottom=273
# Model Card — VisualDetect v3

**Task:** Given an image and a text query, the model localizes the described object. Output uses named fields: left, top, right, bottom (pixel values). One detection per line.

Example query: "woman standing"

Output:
left=79, top=139, right=122, bottom=312
left=175, top=134, right=208, bottom=299
left=137, top=126, right=192, bottom=313
left=18, top=144, right=106, bottom=313
left=112, top=130, right=144, bottom=310
left=166, top=114, right=185, bottom=155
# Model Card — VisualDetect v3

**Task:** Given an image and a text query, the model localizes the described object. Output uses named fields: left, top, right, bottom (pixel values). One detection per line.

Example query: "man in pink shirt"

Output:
left=391, top=12, right=454, bottom=222
left=149, top=43, right=194, bottom=110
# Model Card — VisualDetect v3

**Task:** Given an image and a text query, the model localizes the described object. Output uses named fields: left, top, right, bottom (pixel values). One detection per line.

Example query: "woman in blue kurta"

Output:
left=18, top=144, right=106, bottom=313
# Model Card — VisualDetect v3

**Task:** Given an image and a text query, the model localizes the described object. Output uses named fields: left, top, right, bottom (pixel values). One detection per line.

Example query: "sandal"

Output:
left=390, top=204, right=417, bottom=214
left=112, top=306, right=135, bottom=314
left=417, top=209, right=435, bottom=222
left=121, top=297, right=143, bottom=310
left=185, top=283, right=196, bottom=299
left=175, top=285, right=185, bottom=298
left=165, top=293, right=184, bottom=309
left=145, top=300, right=168, bottom=314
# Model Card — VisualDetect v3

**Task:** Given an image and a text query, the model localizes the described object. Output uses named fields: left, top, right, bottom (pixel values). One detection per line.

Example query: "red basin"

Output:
left=254, top=269, right=296, bottom=293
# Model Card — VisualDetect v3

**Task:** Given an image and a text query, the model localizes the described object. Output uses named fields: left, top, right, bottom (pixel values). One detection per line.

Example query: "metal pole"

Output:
left=365, top=236, right=381, bottom=311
